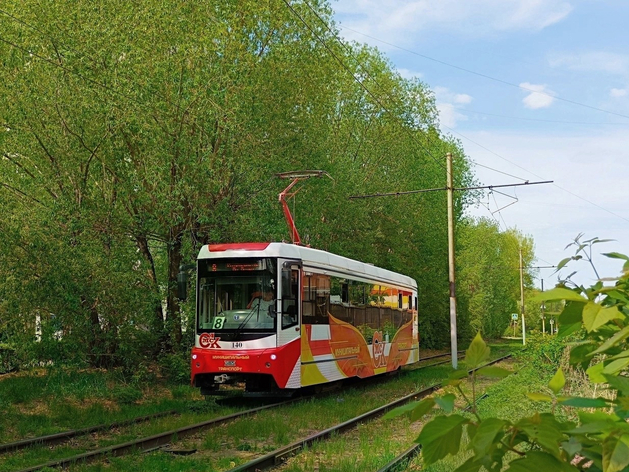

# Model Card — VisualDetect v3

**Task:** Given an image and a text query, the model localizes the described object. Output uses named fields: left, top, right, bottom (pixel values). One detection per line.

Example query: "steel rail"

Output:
left=0, top=410, right=179, bottom=454
left=375, top=393, right=490, bottom=472
left=12, top=400, right=294, bottom=472
left=9, top=349, right=479, bottom=471
left=228, top=355, right=512, bottom=472
left=416, top=350, right=465, bottom=362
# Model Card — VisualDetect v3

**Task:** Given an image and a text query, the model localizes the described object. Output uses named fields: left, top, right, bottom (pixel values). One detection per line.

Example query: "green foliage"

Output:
left=159, top=352, right=191, bottom=385
left=0, top=0, right=475, bottom=366
left=457, top=219, right=536, bottom=340
left=514, top=331, right=567, bottom=373
left=110, top=385, right=143, bottom=405
left=387, top=247, right=629, bottom=471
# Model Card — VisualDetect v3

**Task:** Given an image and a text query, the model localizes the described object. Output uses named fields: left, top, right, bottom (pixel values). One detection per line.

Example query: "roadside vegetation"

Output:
left=3, top=2, right=626, bottom=470
left=0, top=0, right=536, bottom=374
left=391, top=248, right=629, bottom=472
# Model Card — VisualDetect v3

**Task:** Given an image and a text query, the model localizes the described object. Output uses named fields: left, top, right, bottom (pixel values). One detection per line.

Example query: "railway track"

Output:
left=0, top=410, right=180, bottom=454
left=227, top=354, right=511, bottom=472
left=375, top=392, right=490, bottom=472
left=3, top=350, right=477, bottom=472
left=5, top=399, right=294, bottom=472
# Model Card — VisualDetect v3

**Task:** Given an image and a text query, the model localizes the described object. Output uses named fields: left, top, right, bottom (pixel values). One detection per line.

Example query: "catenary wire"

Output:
left=437, top=102, right=629, bottom=126
left=287, top=0, right=552, bottom=234
left=337, top=25, right=629, bottom=122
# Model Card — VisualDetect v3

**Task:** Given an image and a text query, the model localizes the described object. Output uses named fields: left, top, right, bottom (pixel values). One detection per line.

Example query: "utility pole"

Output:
left=519, top=247, right=526, bottom=346
left=541, top=279, right=546, bottom=334
left=447, top=152, right=458, bottom=368
left=349, top=157, right=552, bottom=370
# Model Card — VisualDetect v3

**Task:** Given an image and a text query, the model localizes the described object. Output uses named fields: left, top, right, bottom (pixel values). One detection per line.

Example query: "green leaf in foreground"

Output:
left=587, top=362, right=606, bottom=383
left=410, top=397, right=437, bottom=422
left=507, top=451, right=579, bottom=472
left=583, top=302, right=624, bottom=332
left=548, top=368, right=565, bottom=394
left=417, top=414, right=468, bottom=464
left=532, top=287, right=587, bottom=303
left=476, top=366, right=511, bottom=378
left=557, top=396, right=609, bottom=408
left=591, top=325, right=629, bottom=356
left=435, top=393, right=456, bottom=413
left=465, top=332, right=490, bottom=368
left=515, top=413, right=564, bottom=458
left=603, top=357, right=629, bottom=375
left=603, top=252, right=629, bottom=261
left=557, top=302, right=585, bottom=338
left=603, top=434, right=629, bottom=472
left=469, top=417, right=507, bottom=457
left=453, top=457, right=483, bottom=472
left=384, top=398, right=431, bottom=420
left=527, top=392, right=553, bottom=402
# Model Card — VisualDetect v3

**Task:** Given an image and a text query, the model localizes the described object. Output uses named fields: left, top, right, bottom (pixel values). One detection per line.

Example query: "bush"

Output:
left=159, top=352, right=190, bottom=385
left=513, top=331, right=572, bottom=373
left=387, top=244, right=629, bottom=471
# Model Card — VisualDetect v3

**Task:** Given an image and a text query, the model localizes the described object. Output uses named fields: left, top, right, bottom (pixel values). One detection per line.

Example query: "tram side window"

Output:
left=281, top=268, right=299, bottom=329
left=302, top=273, right=330, bottom=325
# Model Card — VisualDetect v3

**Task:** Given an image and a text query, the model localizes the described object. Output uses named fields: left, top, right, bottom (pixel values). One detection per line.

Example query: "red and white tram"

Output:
left=190, top=242, right=419, bottom=395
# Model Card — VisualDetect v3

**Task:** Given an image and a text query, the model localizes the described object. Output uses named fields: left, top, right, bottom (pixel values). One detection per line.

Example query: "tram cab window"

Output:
left=196, top=258, right=278, bottom=333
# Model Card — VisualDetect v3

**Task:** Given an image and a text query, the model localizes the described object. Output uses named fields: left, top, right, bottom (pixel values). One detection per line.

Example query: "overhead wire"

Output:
left=285, top=0, right=529, bottom=228
left=332, top=23, right=629, bottom=225
left=337, top=24, right=629, bottom=122
left=282, top=0, right=507, bottom=225
left=281, top=0, right=450, bottom=172
left=437, top=102, right=629, bottom=126
left=333, top=22, right=629, bottom=227
left=431, top=87, right=629, bottom=226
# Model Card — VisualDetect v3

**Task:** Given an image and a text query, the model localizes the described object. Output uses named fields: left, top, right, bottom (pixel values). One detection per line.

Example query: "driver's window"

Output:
left=281, top=268, right=299, bottom=329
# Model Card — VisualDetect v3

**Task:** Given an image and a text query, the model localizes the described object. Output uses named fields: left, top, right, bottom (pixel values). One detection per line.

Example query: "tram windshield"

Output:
left=197, top=258, right=277, bottom=334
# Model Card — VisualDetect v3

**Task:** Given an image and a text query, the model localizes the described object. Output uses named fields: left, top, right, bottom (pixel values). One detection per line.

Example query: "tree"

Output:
left=0, top=0, right=476, bottom=364
left=457, top=218, right=536, bottom=339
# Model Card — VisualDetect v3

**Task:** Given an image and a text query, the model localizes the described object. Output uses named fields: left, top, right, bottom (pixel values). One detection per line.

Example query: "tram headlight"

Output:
left=270, top=354, right=277, bottom=360
left=192, top=354, right=197, bottom=360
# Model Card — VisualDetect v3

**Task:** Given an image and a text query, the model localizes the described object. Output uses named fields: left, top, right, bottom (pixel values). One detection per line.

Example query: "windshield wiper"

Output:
left=234, top=305, right=260, bottom=336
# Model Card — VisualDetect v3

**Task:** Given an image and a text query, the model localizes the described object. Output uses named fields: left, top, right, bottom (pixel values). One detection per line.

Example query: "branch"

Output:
left=0, top=181, right=47, bottom=207
left=32, top=130, right=65, bottom=194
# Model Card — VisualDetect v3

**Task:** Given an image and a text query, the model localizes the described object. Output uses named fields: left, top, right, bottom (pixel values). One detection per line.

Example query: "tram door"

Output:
left=278, top=260, right=301, bottom=347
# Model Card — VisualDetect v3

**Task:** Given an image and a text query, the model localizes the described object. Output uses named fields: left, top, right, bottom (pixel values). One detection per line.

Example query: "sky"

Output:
left=332, top=0, right=629, bottom=290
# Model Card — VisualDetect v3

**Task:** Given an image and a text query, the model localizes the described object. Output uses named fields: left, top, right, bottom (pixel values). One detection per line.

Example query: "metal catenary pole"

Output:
left=349, top=156, right=552, bottom=369
left=520, top=247, right=526, bottom=346
left=447, top=152, right=458, bottom=368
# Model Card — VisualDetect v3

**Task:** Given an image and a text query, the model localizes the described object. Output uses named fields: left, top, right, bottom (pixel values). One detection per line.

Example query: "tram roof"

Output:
left=197, top=242, right=417, bottom=291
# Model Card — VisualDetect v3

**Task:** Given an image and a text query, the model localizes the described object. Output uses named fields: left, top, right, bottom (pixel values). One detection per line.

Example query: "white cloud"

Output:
left=437, top=104, right=468, bottom=128
left=396, top=68, right=423, bottom=80
left=335, top=0, right=573, bottom=46
left=548, top=51, right=629, bottom=75
left=434, top=86, right=472, bottom=128
left=610, top=88, right=627, bottom=98
left=519, top=82, right=556, bottom=109
left=453, top=93, right=473, bottom=105
left=463, top=128, right=629, bottom=288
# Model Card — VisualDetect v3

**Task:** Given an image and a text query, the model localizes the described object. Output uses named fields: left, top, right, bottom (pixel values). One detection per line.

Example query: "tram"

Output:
left=188, top=242, right=419, bottom=395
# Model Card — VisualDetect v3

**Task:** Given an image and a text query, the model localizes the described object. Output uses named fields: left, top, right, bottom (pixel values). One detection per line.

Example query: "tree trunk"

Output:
left=135, top=234, right=165, bottom=347
left=166, top=230, right=183, bottom=351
